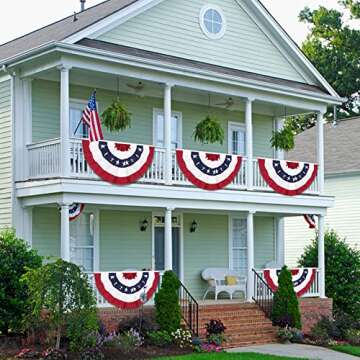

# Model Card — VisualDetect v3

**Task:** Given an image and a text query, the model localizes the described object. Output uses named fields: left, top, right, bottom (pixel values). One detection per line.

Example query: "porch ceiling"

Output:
left=34, top=67, right=316, bottom=118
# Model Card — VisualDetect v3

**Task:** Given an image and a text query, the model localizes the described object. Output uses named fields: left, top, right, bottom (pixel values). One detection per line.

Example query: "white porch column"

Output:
left=318, top=214, right=326, bottom=298
left=245, top=98, right=254, bottom=190
left=164, top=207, right=173, bottom=271
left=276, top=217, right=285, bottom=266
left=164, top=83, right=173, bottom=185
left=316, top=111, right=325, bottom=194
left=275, top=117, right=285, bottom=160
left=246, top=211, right=255, bottom=302
left=60, top=203, right=71, bottom=261
left=59, top=65, right=71, bottom=177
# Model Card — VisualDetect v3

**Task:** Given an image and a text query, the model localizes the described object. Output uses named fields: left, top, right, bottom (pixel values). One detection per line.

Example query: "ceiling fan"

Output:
left=126, top=81, right=145, bottom=92
left=216, top=97, right=235, bottom=109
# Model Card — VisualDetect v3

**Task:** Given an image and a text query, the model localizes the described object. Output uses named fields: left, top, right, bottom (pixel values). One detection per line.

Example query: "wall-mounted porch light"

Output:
left=140, top=219, right=149, bottom=232
left=190, top=220, right=198, bottom=233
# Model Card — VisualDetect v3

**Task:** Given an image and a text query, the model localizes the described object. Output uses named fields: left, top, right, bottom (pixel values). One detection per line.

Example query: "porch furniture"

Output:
left=201, top=268, right=246, bottom=300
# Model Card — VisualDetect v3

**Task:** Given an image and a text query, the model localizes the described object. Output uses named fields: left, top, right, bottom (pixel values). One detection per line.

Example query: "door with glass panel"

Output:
left=230, top=218, right=248, bottom=277
left=70, top=212, right=95, bottom=274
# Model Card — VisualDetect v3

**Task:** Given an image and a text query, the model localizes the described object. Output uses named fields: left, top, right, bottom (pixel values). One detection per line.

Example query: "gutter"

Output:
left=1, top=41, right=346, bottom=105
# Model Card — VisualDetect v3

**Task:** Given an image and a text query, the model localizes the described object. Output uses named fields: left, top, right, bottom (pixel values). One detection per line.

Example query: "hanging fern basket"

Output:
left=101, top=98, right=132, bottom=133
left=193, top=115, right=225, bottom=145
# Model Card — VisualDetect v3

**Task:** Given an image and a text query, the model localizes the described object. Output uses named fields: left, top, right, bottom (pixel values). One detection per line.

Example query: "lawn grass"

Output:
left=331, top=344, right=360, bottom=357
left=155, top=352, right=309, bottom=360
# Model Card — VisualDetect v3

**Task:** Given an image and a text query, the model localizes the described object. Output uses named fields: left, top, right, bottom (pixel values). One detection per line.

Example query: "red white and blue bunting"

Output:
left=69, top=203, right=85, bottom=222
left=83, top=140, right=155, bottom=185
left=258, top=158, right=318, bottom=196
left=94, top=271, right=160, bottom=309
left=176, top=149, right=242, bottom=190
left=304, top=214, right=317, bottom=229
left=263, top=268, right=317, bottom=297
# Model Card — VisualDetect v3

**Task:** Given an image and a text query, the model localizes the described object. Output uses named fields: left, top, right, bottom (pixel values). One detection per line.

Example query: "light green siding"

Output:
left=0, top=80, right=12, bottom=228
left=183, top=213, right=229, bottom=299
left=285, top=174, right=360, bottom=266
left=31, top=80, right=273, bottom=157
left=97, top=0, right=306, bottom=83
left=254, top=216, right=275, bottom=268
left=99, top=210, right=152, bottom=271
left=32, top=207, right=60, bottom=258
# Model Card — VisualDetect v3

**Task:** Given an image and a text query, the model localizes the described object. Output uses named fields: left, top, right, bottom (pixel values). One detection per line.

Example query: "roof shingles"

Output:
left=287, top=117, right=360, bottom=174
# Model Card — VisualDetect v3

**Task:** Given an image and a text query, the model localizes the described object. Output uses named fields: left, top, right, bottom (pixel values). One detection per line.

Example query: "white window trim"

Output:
left=199, top=4, right=227, bottom=40
left=228, top=121, right=246, bottom=155
left=228, top=215, right=248, bottom=272
left=152, top=108, right=183, bottom=148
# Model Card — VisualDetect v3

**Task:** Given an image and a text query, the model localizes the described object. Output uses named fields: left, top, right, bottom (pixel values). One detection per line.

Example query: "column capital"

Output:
left=166, top=207, right=175, bottom=212
left=248, top=210, right=256, bottom=215
left=57, top=64, right=72, bottom=72
left=58, top=202, right=72, bottom=208
left=246, top=96, right=255, bottom=103
left=164, top=82, right=175, bottom=89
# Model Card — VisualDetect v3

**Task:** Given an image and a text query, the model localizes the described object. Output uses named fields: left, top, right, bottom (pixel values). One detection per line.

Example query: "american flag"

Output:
left=81, top=92, right=104, bottom=142
left=304, top=214, right=316, bottom=229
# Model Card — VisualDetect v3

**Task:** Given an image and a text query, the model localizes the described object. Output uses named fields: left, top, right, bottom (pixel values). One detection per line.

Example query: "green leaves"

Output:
left=101, top=98, right=132, bottom=133
left=0, top=229, right=42, bottom=334
left=193, top=115, right=225, bottom=145
left=272, top=266, right=302, bottom=330
left=270, top=127, right=296, bottom=152
left=299, top=4, right=360, bottom=119
left=298, top=230, right=360, bottom=321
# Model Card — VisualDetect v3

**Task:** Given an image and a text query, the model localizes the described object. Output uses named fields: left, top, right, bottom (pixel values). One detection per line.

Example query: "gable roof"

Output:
left=0, top=0, right=136, bottom=61
left=287, top=117, right=360, bottom=175
left=0, top=0, right=342, bottom=102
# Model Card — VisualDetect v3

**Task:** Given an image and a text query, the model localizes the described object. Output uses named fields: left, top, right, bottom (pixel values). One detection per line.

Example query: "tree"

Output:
left=272, top=266, right=302, bottom=329
left=273, top=1, right=360, bottom=147
left=154, top=271, right=181, bottom=333
left=22, top=259, right=98, bottom=351
left=0, top=229, right=42, bottom=334
left=299, top=230, right=360, bottom=321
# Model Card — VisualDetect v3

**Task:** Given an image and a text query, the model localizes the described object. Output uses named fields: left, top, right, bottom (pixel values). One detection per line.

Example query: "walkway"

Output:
left=228, top=343, right=359, bottom=359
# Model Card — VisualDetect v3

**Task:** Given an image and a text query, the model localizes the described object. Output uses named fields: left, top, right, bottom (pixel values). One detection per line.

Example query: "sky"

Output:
left=0, top=0, right=345, bottom=46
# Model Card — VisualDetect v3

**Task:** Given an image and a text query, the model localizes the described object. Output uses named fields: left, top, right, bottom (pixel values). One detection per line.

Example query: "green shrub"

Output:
left=299, top=230, right=360, bottom=321
left=310, top=321, right=331, bottom=345
left=22, top=259, right=98, bottom=351
left=346, top=329, right=360, bottom=346
left=154, top=271, right=181, bottom=333
left=146, top=330, right=172, bottom=347
left=271, top=266, right=302, bottom=329
left=0, top=229, right=42, bottom=334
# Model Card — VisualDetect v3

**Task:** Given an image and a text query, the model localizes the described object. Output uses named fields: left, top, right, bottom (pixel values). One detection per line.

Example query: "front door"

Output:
left=154, top=226, right=181, bottom=278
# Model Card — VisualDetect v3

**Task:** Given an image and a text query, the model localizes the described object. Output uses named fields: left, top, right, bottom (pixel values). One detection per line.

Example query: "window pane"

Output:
left=70, top=106, right=88, bottom=139
left=70, top=248, right=94, bottom=272
left=232, top=218, right=247, bottom=248
left=213, top=10, right=222, bottom=24
left=213, top=22, right=222, bottom=34
left=70, top=213, right=94, bottom=247
left=232, top=249, right=247, bottom=276
left=155, top=112, right=180, bottom=148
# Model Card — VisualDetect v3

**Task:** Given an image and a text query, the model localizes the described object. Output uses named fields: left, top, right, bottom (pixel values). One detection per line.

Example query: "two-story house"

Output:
left=0, top=0, right=343, bottom=341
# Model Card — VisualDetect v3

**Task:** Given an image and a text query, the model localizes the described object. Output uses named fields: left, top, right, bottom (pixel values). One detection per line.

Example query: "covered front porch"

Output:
left=26, top=203, right=324, bottom=305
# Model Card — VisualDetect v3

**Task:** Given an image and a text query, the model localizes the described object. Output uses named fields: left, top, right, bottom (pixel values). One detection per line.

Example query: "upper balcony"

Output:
left=13, top=63, right=326, bottom=206
left=27, top=138, right=320, bottom=195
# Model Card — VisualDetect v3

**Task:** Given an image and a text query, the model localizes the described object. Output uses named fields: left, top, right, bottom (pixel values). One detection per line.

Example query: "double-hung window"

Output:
left=230, top=218, right=248, bottom=277
left=153, top=110, right=182, bottom=148
left=70, top=212, right=95, bottom=273
left=69, top=100, right=89, bottom=139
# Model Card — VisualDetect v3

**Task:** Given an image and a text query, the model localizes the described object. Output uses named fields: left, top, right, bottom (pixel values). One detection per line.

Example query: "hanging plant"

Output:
left=101, top=97, right=132, bottom=133
left=193, top=115, right=225, bottom=145
left=270, top=126, right=295, bottom=152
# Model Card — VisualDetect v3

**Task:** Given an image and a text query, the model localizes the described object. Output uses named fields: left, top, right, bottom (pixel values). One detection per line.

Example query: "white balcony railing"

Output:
left=257, top=269, right=320, bottom=298
left=26, top=138, right=319, bottom=194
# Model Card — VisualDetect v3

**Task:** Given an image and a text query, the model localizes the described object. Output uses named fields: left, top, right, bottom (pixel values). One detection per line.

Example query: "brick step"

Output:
left=225, top=333, right=278, bottom=345
left=199, top=324, right=275, bottom=335
left=199, top=306, right=262, bottom=313
left=198, top=314, right=268, bottom=323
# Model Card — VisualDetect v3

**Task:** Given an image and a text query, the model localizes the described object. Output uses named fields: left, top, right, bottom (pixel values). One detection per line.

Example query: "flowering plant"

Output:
left=171, top=328, right=192, bottom=348
left=200, top=343, right=223, bottom=353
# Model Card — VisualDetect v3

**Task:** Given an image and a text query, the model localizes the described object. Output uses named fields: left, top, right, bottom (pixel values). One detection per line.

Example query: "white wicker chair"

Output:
left=201, top=268, right=246, bottom=300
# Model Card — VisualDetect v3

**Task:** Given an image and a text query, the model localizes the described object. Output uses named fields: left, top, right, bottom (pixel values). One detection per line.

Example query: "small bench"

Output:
left=201, top=268, right=246, bottom=300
